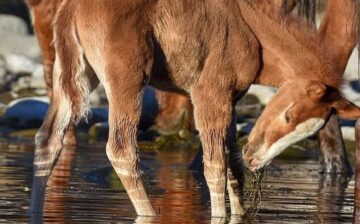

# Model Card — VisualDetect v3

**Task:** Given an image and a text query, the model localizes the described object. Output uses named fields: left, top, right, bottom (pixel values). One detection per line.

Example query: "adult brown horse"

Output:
left=29, top=0, right=360, bottom=217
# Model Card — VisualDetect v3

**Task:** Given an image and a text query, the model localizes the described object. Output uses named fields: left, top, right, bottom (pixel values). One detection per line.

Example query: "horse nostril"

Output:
left=248, top=157, right=254, bottom=165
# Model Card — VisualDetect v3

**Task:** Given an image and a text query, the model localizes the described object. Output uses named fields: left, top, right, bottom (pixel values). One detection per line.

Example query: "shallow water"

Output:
left=0, top=139, right=355, bottom=224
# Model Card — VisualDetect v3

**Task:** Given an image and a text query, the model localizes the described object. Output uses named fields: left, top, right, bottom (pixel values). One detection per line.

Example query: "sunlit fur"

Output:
left=30, top=0, right=360, bottom=218
left=247, top=117, right=325, bottom=171
left=240, top=1, right=360, bottom=172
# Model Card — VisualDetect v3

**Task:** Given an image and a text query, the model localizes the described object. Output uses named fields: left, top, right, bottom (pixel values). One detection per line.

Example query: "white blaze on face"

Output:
left=256, top=118, right=325, bottom=169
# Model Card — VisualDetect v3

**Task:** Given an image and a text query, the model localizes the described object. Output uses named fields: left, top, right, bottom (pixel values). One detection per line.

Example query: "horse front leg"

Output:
left=226, top=111, right=245, bottom=215
left=191, top=82, right=234, bottom=217
left=102, top=42, right=155, bottom=216
left=318, top=115, right=352, bottom=175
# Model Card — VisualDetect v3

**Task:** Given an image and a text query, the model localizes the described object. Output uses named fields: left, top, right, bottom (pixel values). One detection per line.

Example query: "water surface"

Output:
left=0, top=139, right=355, bottom=223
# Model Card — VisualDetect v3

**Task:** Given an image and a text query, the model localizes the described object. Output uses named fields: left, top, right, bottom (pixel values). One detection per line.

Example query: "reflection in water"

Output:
left=315, top=174, right=351, bottom=223
left=30, top=147, right=76, bottom=224
left=0, top=141, right=356, bottom=223
left=44, top=147, right=76, bottom=223
left=210, top=217, right=227, bottom=224
left=134, top=216, right=157, bottom=224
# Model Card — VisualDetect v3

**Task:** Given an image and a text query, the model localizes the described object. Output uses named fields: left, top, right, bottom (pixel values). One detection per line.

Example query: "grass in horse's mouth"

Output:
left=244, top=168, right=265, bottom=217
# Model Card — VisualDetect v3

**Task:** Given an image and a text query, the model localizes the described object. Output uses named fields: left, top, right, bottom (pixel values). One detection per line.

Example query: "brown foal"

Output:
left=30, top=0, right=360, bottom=218
left=28, top=0, right=356, bottom=174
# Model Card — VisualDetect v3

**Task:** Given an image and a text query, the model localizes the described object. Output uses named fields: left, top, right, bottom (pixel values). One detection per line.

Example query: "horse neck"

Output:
left=255, top=0, right=358, bottom=88
left=254, top=49, right=291, bottom=88
left=319, top=0, right=358, bottom=74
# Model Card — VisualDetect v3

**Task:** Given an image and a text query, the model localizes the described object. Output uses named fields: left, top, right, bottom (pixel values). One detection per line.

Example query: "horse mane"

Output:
left=282, top=0, right=316, bottom=25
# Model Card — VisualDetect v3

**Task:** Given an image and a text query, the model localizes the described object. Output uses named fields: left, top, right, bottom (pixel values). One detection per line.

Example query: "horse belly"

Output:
left=152, top=3, right=209, bottom=91
left=153, top=34, right=205, bottom=91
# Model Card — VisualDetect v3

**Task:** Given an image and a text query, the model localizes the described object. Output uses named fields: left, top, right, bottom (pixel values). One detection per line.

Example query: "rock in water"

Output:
left=1, top=87, right=159, bottom=130
left=2, top=97, right=48, bottom=129
left=88, top=122, right=109, bottom=142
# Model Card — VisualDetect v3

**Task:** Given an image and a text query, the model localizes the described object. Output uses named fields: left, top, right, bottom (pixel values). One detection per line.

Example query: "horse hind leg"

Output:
left=101, top=40, right=155, bottom=216
left=30, top=57, right=98, bottom=214
left=30, top=95, right=71, bottom=214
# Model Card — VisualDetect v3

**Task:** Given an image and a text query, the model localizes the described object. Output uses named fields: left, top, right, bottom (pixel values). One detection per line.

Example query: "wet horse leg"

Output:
left=227, top=111, right=245, bottom=215
left=316, top=0, right=357, bottom=176
left=30, top=58, right=98, bottom=214
left=354, top=119, right=360, bottom=223
left=191, top=80, right=234, bottom=217
left=102, top=43, right=155, bottom=216
left=30, top=95, right=72, bottom=214
left=318, top=115, right=352, bottom=175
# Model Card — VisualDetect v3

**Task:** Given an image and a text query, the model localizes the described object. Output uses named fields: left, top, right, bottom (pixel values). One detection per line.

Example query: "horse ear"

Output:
left=306, top=81, right=326, bottom=100
left=333, top=97, right=360, bottom=120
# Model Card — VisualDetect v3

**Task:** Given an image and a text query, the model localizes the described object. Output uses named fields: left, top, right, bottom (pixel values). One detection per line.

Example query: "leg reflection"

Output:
left=44, top=147, right=76, bottom=222
left=316, top=174, right=350, bottom=223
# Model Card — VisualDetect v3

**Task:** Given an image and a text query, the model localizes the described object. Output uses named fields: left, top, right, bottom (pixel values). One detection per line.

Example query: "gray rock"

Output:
left=246, top=85, right=276, bottom=105
left=34, top=89, right=47, bottom=96
left=342, top=82, right=360, bottom=106
left=0, top=15, right=27, bottom=35
left=29, top=76, right=46, bottom=90
left=88, top=122, right=109, bottom=141
left=12, top=76, right=31, bottom=92
left=4, top=53, right=39, bottom=74
left=0, top=35, right=40, bottom=60
left=31, top=64, right=44, bottom=78
left=344, top=49, right=359, bottom=81
left=0, top=67, right=6, bottom=83
left=92, top=84, right=107, bottom=105
left=29, top=65, right=46, bottom=90
left=0, top=58, right=6, bottom=84
left=341, top=126, right=355, bottom=141
left=89, top=90, right=101, bottom=106
left=0, top=57, right=5, bottom=68
left=235, top=94, right=262, bottom=118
